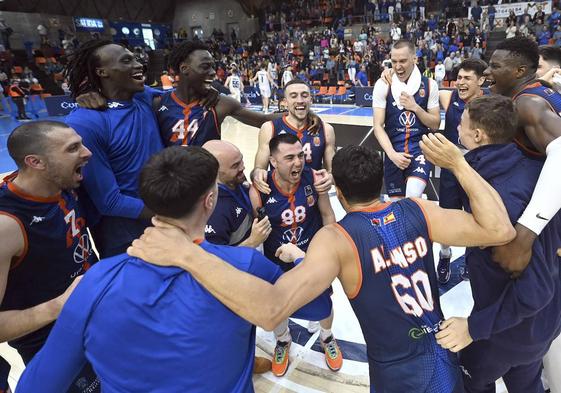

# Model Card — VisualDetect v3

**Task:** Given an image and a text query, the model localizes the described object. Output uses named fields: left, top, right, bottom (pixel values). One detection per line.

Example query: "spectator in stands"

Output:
left=471, top=2, right=482, bottom=26
left=553, top=25, right=561, bottom=46
left=471, top=42, right=483, bottom=60
left=444, top=51, right=455, bottom=81
left=538, top=25, right=552, bottom=46
left=390, top=22, right=401, bottom=42
left=37, top=24, right=48, bottom=45
left=538, top=45, right=561, bottom=77
left=506, top=22, right=517, bottom=39
left=534, top=5, right=546, bottom=26
left=8, top=79, right=30, bottom=120
left=435, top=60, right=445, bottom=87
left=0, top=19, right=12, bottom=50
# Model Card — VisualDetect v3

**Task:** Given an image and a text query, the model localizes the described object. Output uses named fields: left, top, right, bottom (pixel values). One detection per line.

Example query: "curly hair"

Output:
left=496, top=37, right=539, bottom=72
left=167, top=40, right=210, bottom=74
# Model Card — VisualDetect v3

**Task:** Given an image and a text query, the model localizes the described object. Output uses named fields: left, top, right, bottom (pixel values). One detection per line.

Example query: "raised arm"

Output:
left=415, top=133, right=515, bottom=247
left=317, top=192, right=336, bottom=226
left=492, top=95, right=561, bottom=272
left=218, top=94, right=282, bottom=128
left=127, top=223, right=341, bottom=331
left=0, top=215, right=79, bottom=342
left=250, top=122, right=274, bottom=194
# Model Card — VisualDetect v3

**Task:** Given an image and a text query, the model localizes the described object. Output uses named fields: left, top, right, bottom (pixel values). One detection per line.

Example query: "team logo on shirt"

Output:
left=282, top=226, right=304, bottom=243
left=304, top=185, right=313, bottom=196
left=419, top=88, right=425, bottom=98
left=313, top=136, right=321, bottom=146
left=73, top=234, right=92, bottom=265
left=307, top=195, right=315, bottom=207
left=399, top=111, right=416, bottom=127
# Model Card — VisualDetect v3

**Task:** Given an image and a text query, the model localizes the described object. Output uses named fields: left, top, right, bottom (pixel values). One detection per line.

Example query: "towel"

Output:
left=391, top=65, right=422, bottom=110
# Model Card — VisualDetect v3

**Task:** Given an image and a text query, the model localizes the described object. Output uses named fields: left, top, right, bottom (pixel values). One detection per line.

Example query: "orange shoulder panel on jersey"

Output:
left=333, top=223, right=363, bottom=300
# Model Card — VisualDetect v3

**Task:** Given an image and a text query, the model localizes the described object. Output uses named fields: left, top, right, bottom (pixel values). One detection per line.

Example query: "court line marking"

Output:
left=358, top=127, right=374, bottom=146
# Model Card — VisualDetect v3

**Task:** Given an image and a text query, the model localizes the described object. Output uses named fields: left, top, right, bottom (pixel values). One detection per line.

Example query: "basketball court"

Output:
left=0, top=105, right=512, bottom=392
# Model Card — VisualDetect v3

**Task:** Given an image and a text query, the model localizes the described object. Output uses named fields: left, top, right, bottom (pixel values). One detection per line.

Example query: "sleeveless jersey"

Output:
left=0, top=173, right=97, bottom=353
left=337, top=199, right=459, bottom=392
left=444, top=88, right=488, bottom=145
left=513, top=81, right=561, bottom=155
left=258, top=167, right=322, bottom=268
left=256, top=70, right=270, bottom=90
left=271, top=115, right=326, bottom=170
left=157, top=91, right=220, bottom=147
left=385, top=76, right=431, bottom=155
left=228, top=75, right=242, bottom=94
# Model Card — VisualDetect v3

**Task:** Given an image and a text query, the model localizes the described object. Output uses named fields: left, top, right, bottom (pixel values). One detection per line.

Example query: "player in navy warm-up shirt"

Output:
left=17, top=147, right=332, bottom=393
left=251, top=79, right=336, bottom=196
left=129, top=141, right=517, bottom=392
left=64, top=40, right=164, bottom=258
left=435, top=95, right=561, bottom=393
left=436, top=59, right=488, bottom=285
left=203, top=140, right=271, bottom=248
left=0, top=121, right=99, bottom=393
left=372, top=40, right=440, bottom=199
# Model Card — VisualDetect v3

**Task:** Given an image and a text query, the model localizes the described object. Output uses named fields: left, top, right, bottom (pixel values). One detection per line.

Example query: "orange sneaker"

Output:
left=253, top=356, right=272, bottom=374
left=271, top=340, right=291, bottom=377
left=321, top=335, right=343, bottom=371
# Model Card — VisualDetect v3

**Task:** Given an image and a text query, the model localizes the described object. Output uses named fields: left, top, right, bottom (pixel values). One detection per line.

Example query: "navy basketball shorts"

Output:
left=438, top=168, right=463, bottom=210
left=383, top=153, right=433, bottom=197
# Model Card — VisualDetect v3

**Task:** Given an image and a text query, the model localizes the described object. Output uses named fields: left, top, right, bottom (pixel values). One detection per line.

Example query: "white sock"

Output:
left=405, top=177, right=427, bottom=198
left=320, top=328, right=332, bottom=342
left=274, top=320, right=291, bottom=343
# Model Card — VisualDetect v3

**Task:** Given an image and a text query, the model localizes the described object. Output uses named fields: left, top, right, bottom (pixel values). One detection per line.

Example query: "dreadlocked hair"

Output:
left=64, top=39, right=113, bottom=99
left=167, top=40, right=209, bottom=74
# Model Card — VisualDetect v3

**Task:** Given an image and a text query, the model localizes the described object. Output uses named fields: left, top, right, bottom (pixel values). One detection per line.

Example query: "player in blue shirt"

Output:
left=64, top=40, right=165, bottom=258
left=436, top=59, right=488, bottom=284
left=251, top=79, right=336, bottom=196
left=248, top=133, right=342, bottom=376
left=0, top=121, right=99, bottom=392
left=128, top=137, right=516, bottom=393
left=372, top=40, right=441, bottom=199
left=17, top=146, right=332, bottom=393
left=435, top=95, right=561, bottom=393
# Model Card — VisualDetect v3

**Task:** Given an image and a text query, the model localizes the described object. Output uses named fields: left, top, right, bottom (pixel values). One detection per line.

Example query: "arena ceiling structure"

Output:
left=0, top=0, right=177, bottom=23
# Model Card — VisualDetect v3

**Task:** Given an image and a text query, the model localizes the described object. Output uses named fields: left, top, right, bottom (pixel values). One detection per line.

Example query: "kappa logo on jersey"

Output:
left=282, top=226, right=304, bottom=243
left=453, top=101, right=460, bottom=107
left=266, top=196, right=278, bottom=204
left=158, top=105, right=169, bottom=112
left=278, top=130, right=287, bottom=135
left=29, top=215, right=45, bottom=226
left=107, top=102, right=125, bottom=109
left=399, top=111, right=416, bottom=127
left=235, top=207, right=242, bottom=217
left=413, top=167, right=426, bottom=175
left=205, top=225, right=216, bottom=234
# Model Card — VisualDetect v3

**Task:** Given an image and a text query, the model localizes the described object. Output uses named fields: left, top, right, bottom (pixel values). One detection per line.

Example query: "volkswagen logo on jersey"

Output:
left=73, top=234, right=92, bottom=264
left=399, top=111, right=416, bottom=127
left=282, top=226, right=304, bottom=243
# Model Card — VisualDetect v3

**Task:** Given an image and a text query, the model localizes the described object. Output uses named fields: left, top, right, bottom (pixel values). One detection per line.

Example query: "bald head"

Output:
left=203, top=140, right=246, bottom=188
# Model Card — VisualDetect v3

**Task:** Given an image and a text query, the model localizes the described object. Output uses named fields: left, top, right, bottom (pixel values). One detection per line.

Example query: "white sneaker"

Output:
left=307, top=321, right=320, bottom=334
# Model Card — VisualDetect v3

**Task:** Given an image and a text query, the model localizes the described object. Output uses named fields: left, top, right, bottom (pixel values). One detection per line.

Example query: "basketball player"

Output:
left=484, top=36, right=561, bottom=393
left=248, top=133, right=342, bottom=376
left=64, top=40, right=164, bottom=258
left=252, top=63, right=277, bottom=114
left=225, top=64, right=243, bottom=103
left=268, top=60, right=279, bottom=102
left=537, top=45, right=561, bottom=78
left=436, top=59, right=488, bottom=284
left=435, top=95, right=561, bottom=393
left=128, top=136, right=515, bottom=392
left=252, top=79, right=336, bottom=195
left=372, top=40, right=440, bottom=199
left=202, top=140, right=273, bottom=373
left=0, top=121, right=99, bottom=392
left=281, top=66, right=293, bottom=88
left=155, top=41, right=318, bottom=147
left=203, top=140, right=271, bottom=247
left=17, top=146, right=332, bottom=392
